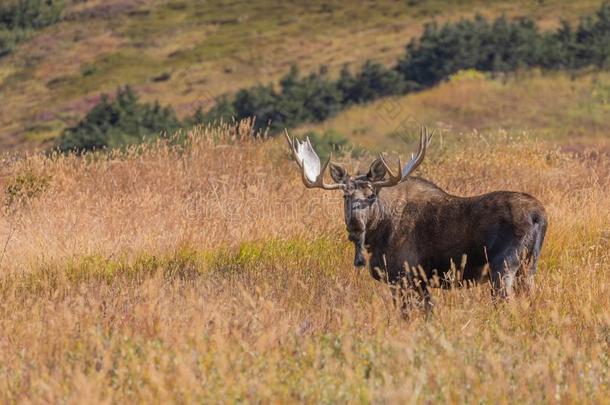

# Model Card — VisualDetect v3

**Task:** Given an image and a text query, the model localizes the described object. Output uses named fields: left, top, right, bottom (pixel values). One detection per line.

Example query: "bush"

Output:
left=572, top=2, right=610, bottom=68
left=188, top=96, right=236, bottom=126
left=233, top=84, right=278, bottom=131
left=0, top=28, right=20, bottom=57
left=202, top=65, right=343, bottom=132
left=56, top=86, right=181, bottom=153
left=274, top=65, right=342, bottom=130
left=396, top=15, right=542, bottom=86
left=397, top=3, right=610, bottom=83
left=0, top=0, right=63, bottom=30
left=343, top=60, right=407, bottom=102
left=203, top=3, right=610, bottom=137
left=4, top=169, right=50, bottom=209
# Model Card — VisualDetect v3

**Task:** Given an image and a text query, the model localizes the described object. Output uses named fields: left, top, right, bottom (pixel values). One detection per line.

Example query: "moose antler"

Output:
left=371, top=125, right=435, bottom=189
left=284, top=130, right=345, bottom=190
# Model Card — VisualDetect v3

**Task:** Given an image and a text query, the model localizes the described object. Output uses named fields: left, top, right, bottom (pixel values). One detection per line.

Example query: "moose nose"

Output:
left=351, top=199, right=367, bottom=209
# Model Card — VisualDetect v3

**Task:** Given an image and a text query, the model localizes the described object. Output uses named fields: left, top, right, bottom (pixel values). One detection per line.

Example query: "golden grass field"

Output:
left=0, top=121, right=608, bottom=403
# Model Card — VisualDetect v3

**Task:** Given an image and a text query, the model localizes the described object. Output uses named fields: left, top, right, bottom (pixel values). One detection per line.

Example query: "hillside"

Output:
left=0, top=0, right=606, bottom=150
left=296, top=69, right=610, bottom=152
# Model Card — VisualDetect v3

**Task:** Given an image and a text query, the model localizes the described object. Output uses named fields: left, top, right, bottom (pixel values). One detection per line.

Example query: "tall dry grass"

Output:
left=0, top=122, right=608, bottom=403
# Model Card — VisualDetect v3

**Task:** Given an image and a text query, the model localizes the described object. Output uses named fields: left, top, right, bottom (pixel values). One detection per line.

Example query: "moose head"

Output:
left=285, top=127, right=434, bottom=269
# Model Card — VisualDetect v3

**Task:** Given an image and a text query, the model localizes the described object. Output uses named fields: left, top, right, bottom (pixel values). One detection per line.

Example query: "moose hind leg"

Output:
left=514, top=219, right=547, bottom=295
left=489, top=245, right=522, bottom=300
left=391, top=275, right=431, bottom=319
left=390, top=282, right=411, bottom=319
left=513, top=252, right=536, bottom=296
left=408, top=267, right=433, bottom=315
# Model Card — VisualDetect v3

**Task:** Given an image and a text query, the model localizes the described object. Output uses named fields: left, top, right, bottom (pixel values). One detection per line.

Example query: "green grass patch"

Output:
left=2, top=237, right=348, bottom=296
left=53, top=52, right=161, bottom=98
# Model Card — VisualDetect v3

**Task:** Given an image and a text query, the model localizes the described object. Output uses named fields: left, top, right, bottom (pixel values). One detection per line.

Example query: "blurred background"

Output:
left=1, top=0, right=609, bottom=154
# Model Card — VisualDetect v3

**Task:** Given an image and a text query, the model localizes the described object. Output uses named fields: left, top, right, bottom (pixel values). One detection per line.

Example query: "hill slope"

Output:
left=295, top=69, right=610, bottom=152
left=0, top=0, right=605, bottom=150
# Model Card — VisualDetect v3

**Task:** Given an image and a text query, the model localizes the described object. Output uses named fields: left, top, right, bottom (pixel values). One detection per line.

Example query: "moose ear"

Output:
left=329, top=163, right=348, bottom=183
left=367, top=158, right=387, bottom=181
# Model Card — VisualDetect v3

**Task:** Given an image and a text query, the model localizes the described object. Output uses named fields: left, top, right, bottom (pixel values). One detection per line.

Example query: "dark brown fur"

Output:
left=330, top=162, right=548, bottom=307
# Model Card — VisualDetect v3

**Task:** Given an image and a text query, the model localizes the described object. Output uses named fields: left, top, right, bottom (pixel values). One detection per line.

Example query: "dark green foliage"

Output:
left=201, top=65, right=343, bottom=132
left=572, top=3, right=610, bottom=68
left=336, top=65, right=358, bottom=105
left=397, top=16, right=542, bottom=86
left=233, top=84, right=278, bottom=130
left=56, top=87, right=180, bottom=153
left=0, top=0, right=63, bottom=57
left=397, top=3, right=610, bottom=84
left=273, top=65, right=343, bottom=130
left=342, top=61, right=407, bottom=102
left=0, top=0, right=63, bottom=30
left=187, top=96, right=236, bottom=126
left=0, top=28, right=24, bottom=57
left=204, top=3, right=610, bottom=136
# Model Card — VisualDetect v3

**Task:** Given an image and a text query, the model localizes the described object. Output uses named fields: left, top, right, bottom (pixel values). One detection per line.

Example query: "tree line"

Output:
left=56, top=2, right=610, bottom=152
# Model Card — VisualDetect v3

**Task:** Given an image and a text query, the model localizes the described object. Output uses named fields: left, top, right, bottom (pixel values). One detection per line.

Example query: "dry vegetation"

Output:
left=0, top=122, right=608, bottom=403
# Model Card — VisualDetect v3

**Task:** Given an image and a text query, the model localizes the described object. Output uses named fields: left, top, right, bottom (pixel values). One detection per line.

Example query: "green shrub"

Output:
left=4, top=170, right=50, bottom=208
left=0, top=0, right=63, bottom=30
left=342, top=61, right=407, bottom=102
left=221, top=65, right=343, bottom=132
left=198, top=3, right=610, bottom=137
left=396, top=15, right=541, bottom=86
left=232, top=84, right=278, bottom=131
left=55, top=86, right=181, bottom=153
left=396, top=3, right=610, bottom=84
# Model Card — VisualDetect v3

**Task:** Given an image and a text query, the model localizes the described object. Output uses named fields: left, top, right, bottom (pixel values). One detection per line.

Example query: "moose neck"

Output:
left=351, top=196, right=392, bottom=268
left=364, top=196, right=393, bottom=249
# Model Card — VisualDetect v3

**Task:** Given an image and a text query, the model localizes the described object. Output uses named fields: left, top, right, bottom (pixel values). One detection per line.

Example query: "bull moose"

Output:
left=285, top=127, right=547, bottom=310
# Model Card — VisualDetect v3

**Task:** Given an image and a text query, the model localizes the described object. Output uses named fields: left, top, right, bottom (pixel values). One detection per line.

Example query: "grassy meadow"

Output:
left=2, top=0, right=610, bottom=402
left=0, top=121, right=608, bottom=402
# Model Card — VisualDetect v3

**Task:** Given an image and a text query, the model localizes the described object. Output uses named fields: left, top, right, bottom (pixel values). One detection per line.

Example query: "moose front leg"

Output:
left=349, top=232, right=366, bottom=268
left=390, top=282, right=411, bottom=319
left=389, top=278, right=432, bottom=319
left=407, top=266, right=433, bottom=315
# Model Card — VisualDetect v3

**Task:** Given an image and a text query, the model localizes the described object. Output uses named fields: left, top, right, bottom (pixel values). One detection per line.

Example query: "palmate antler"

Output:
left=284, top=130, right=345, bottom=190
left=285, top=125, right=434, bottom=190
left=370, top=125, right=435, bottom=189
